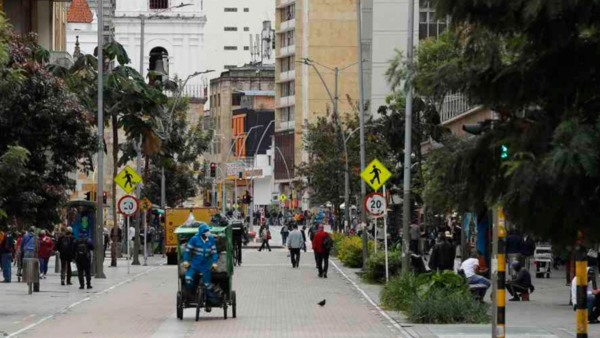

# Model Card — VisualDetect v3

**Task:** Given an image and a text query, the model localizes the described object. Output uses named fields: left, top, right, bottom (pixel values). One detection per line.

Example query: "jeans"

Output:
left=507, top=282, right=529, bottom=298
left=316, top=252, right=330, bottom=276
left=40, top=258, right=49, bottom=275
left=258, top=240, right=271, bottom=251
left=290, top=248, right=301, bottom=267
left=468, top=274, right=491, bottom=298
left=61, top=258, right=72, bottom=283
left=1, top=253, right=11, bottom=282
left=76, top=258, right=91, bottom=287
left=282, top=234, right=288, bottom=246
left=410, top=240, right=419, bottom=254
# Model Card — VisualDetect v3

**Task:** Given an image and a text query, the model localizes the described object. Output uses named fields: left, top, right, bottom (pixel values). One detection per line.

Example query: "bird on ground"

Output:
left=318, top=299, right=326, bottom=307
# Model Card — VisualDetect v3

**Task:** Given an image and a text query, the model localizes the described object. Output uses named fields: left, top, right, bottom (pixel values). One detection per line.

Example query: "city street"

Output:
left=2, top=242, right=404, bottom=338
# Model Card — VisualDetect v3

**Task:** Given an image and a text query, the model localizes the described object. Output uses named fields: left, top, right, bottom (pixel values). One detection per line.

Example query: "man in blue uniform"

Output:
left=183, top=224, right=218, bottom=309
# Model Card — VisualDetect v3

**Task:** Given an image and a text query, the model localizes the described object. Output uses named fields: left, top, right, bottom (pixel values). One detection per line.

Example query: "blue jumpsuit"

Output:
left=183, top=231, right=218, bottom=289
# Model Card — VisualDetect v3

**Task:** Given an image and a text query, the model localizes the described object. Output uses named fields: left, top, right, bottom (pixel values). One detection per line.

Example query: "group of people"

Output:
left=0, top=226, right=94, bottom=289
left=286, top=223, right=332, bottom=278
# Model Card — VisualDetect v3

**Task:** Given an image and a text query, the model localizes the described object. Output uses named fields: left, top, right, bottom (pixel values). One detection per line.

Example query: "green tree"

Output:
left=414, top=0, right=600, bottom=243
left=0, top=31, right=97, bottom=229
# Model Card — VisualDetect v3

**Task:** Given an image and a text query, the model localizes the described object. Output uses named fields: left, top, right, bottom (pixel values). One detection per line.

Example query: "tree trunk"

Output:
left=111, top=115, right=119, bottom=267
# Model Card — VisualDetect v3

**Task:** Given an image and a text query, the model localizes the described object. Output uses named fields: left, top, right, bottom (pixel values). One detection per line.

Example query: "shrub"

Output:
left=337, top=235, right=364, bottom=268
left=409, top=288, right=490, bottom=324
left=330, top=232, right=346, bottom=257
left=381, top=272, right=490, bottom=324
left=363, top=250, right=402, bottom=283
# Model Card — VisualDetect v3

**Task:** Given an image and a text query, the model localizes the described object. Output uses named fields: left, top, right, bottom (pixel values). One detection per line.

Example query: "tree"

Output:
left=0, top=30, right=97, bottom=229
left=416, top=0, right=600, bottom=243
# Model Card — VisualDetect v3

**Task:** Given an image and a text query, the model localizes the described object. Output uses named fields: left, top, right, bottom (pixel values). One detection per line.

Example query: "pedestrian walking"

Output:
left=522, top=234, right=536, bottom=271
left=312, top=224, right=332, bottom=278
left=21, top=227, right=36, bottom=260
left=74, top=234, right=94, bottom=289
left=128, top=224, right=135, bottom=257
left=301, top=225, right=307, bottom=253
left=280, top=224, right=289, bottom=246
left=57, top=227, right=75, bottom=286
left=428, top=233, right=455, bottom=272
left=38, top=230, right=54, bottom=279
left=257, top=225, right=271, bottom=252
left=409, top=221, right=420, bottom=254
left=0, top=229, right=14, bottom=283
left=287, top=224, right=303, bottom=268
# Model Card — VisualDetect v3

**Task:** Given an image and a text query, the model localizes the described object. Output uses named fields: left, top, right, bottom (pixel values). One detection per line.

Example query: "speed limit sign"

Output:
left=118, top=195, right=139, bottom=217
left=364, top=192, right=386, bottom=219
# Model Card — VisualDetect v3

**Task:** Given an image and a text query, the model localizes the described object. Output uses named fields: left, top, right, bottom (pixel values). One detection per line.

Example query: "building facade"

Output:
left=274, top=0, right=361, bottom=209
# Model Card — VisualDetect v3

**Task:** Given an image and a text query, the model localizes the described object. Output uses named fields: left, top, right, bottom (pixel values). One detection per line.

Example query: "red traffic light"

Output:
left=210, top=162, right=216, bottom=168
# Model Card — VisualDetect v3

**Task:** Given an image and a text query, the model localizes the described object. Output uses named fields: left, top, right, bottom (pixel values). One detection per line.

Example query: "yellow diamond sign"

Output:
left=361, top=159, right=391, bottom=191
left=140, top=197, right=152, bottom=211
left=115, top=165, right=143, bottom=194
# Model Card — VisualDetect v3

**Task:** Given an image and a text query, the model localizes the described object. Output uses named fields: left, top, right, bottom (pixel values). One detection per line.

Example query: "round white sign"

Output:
left=365, top=193, right=386, bottom=219
left=118, top=195, right=139, bottom=217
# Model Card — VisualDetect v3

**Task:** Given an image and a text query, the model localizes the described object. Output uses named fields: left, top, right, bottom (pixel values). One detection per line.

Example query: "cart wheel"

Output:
left=223, top=303, right=228, bottom=320
left=176, top=292, right=183, bottom=320
left=232, top=291, right=237, bottom=318
left=195, top=287, right=204, bottom=322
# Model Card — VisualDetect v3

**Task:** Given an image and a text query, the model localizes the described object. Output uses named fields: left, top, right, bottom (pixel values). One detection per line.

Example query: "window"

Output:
left=419, top=1, right=448, bottom=40
left=281, top=81, right=295, bottom=97
left=224, top=7, right=237, bottom=12
left=281, top=30, right=294, bottom=47
left=217, top=94, right=221, bottom=107
left=244, top=27, right=249, bottom=32
left=243, top=46, right=249, bottom=51
left=224, top=27, right=238, bottom=31
left=244, top=8, right=249, bottom=12
left=280, top=56, right=295, bottom=72
left=232, top=94, right=242, bottom=106
left=224, top=46, right=238, bottom=50
left=268, top=156, right=272, bottom=166
left=281, top=4, right=295, bottom=22
left=280, top=106, right=295, bottom=129
left=149, top=0, right=169, bottom=10
left=224, top=65, right=237, bottom=69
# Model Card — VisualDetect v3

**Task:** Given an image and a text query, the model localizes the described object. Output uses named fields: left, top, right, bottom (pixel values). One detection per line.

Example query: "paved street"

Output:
left=2, top=242, right=406, bottom=338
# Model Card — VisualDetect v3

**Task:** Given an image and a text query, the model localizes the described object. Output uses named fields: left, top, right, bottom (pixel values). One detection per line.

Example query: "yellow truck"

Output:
left=165, top=207, right=218, bottom=265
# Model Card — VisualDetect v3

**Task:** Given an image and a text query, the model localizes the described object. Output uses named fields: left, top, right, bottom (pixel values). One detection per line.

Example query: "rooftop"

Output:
left=67, top=0, right=94, bottom=24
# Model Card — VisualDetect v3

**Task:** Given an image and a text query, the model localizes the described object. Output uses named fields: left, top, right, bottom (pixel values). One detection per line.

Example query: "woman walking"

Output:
left=38, top=230, right=54, bottom=279
left=258, top=225, right=271, bottom=252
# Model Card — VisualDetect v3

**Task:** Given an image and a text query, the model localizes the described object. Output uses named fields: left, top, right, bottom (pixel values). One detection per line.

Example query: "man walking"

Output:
left=0, top=229, right=14, bottom=283
left=280, top=224, right=289, bottom=246
left=74, top=234, right=94, bottom=290
left=57, top=227, right=75, bottom=286
left=287, top=224, right=303, bottom=268
left=428, top=233, right=455, bottom=271
left=312, top=224, right=333, bottom=278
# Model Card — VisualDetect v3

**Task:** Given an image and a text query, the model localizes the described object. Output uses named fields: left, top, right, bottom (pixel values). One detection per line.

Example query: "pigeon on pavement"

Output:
left=318, top=299, right=326, bottom=307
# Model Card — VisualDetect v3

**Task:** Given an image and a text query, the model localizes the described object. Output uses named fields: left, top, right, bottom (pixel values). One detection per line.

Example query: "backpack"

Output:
left=75, top=239, right=89, bottom=258
left=322, top=234, right=333, bottom=252
left=59, top=236, right=71, bottom=253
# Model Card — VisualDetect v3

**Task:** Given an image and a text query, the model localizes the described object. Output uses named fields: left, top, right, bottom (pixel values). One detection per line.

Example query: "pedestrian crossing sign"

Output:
left=360, top=159, right=391, bottom=191
left=115, top=165, right=143, bottom=194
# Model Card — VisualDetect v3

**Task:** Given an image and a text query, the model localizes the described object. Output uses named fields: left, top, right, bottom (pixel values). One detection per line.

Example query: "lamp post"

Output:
left=357, top=0, right=369, bottom=270
left=95, top=0, right=106, bottom=279
left=222, top=126, right=264, bottom=214
left=299, top=58, right=358, bottom=231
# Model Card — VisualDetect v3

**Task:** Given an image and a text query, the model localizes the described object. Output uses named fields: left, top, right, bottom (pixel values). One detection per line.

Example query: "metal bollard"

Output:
left=23, top=258, right=40, bottom=294
left=55, top=251, right=61, bottom=273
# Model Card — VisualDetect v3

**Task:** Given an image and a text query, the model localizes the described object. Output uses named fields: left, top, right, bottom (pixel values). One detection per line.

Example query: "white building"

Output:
left=251, top=148, right=275, bottom=207
left=368, top=0, right=447, bottom=116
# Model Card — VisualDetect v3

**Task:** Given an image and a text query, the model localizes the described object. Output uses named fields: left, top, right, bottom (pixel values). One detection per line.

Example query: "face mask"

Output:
left=202, top=231, right=210, bottom=238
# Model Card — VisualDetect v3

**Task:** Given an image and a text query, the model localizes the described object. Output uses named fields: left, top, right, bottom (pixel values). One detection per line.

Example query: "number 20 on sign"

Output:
left=365, top=192, right=386, bottom=219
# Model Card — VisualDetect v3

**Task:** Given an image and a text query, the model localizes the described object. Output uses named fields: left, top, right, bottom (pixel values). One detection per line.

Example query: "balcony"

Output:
left=277, top=0, right=295, bottom=9
left=438, top=93, right=479, bottom=123
left=279, top=19, right=295, bottom=33
left=277, top=95, right=295, bottom=108
left=149, top=0, right=170, bottom=11
left=166, top=84, right=208, bottom=103
left=277, top=45, right=295, bottom=58
left=279, top=70, right=295, bottom=82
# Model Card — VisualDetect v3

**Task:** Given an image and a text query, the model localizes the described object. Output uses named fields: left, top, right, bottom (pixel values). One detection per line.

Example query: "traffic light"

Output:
left=210, top=162, right=216, bottom=178
left=103, top=192, right=108, bottom=204
left=501, top=144, right=509, bottom=160
left=84, top=191, right=91, bottom=201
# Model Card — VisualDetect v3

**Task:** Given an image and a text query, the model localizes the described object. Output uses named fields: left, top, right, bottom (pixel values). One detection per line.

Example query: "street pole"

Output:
left=357, top=0, right=369, bottom=269
left=132, top=139, right=142, bottom=265
left=95, top=0, right=106, bottom=279
left=401, top=0, right=415, bottom=273
left=383, top=184, right=389, bottom=282
left=492, top=208, right=499, bottom=338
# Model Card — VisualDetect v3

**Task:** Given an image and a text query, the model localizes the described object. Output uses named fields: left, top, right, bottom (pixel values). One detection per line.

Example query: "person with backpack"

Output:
left=257, top=224, right=271, bottom=252
left=0, top=228, right=14, bottom=283
left=73, top=234, right=94, bottom=289
left=312, top=224, right=333, bottom=278
left=38, top=230, right=54, bottom=279
left=280, top=224, right=289, bottom=246
left=57, top=227, right=75, bottom=286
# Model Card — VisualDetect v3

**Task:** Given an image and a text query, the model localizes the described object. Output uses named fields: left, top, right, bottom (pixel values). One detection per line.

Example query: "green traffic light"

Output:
left=501, top=144, right=509, bottom=159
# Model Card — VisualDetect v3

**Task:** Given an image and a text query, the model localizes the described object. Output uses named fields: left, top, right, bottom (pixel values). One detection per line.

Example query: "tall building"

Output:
left=274, top=0, right=360, bottom=209
left=1, top=0, right=68, bottom=52
left=208, top=63, right=275, bottom=208
left=203, top=0, right=275, bottom=86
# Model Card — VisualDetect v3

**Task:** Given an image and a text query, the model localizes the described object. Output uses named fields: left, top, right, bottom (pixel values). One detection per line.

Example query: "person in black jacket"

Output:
left=57, top=227, right=75, bottom=286
left=522, top=234, right=536, bottom=271
left=507, top=261, right=534, bottom=301
left=429, top=233, right=455, bottom=271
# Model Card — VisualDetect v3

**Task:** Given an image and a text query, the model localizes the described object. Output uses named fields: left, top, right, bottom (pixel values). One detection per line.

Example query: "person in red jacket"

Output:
left=38, top=230, right=54, bottom=279
left=312, top=224, right=332, bottom=278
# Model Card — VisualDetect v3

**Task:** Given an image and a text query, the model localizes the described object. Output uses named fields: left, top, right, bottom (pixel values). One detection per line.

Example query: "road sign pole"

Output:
left=127, top=216, right=130, bottom=275
left=143, top=214, right=148, bottom=266
left=374, top=218, right=378, bottom=252
left=383, top=184, right=389, bottom=282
